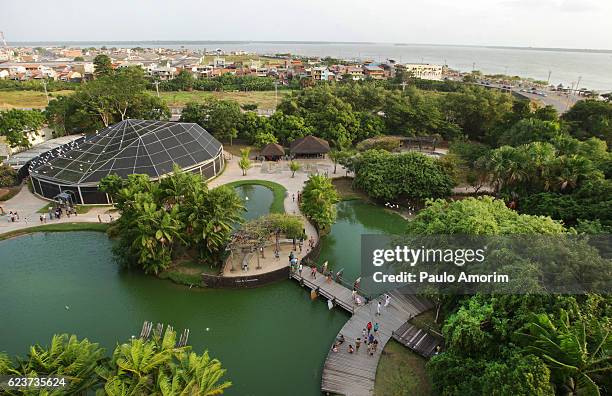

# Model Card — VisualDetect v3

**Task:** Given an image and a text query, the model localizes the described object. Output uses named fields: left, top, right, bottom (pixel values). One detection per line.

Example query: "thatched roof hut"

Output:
left=290, top=136, right=330, bottom=157
left=260, top=143, right=285, bottom=160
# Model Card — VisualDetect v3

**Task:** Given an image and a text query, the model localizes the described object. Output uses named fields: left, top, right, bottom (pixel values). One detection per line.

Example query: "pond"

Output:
left=317, top=200, right=408, bottom=284
left=0, top=232, right=348, bottom=396
left=0, top=199, right=408, bottom=395
left=234, top=184, right=274, bottom=221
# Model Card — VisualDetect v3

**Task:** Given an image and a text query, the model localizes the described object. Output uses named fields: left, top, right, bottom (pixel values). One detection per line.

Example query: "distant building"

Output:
left=312, top=66, right=333, bottom=81
left=363, top=65, right=385, bottom=80
left=345, top=66, right=364, bottom=81
left=402, top=63, right=444, bottom=81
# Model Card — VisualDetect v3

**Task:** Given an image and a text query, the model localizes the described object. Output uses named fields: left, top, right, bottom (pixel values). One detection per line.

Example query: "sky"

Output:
left=1, top=0, right=611, bottom=49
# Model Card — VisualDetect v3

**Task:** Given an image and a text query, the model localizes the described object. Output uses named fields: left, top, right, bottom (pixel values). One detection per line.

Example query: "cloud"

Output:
left=501, top=0, right=597, bottom=12
left=559, top=0, right=597, bottom=12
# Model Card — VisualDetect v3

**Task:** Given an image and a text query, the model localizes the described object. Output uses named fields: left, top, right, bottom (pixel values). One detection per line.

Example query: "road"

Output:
left=475, top=82, right=581, bottom=113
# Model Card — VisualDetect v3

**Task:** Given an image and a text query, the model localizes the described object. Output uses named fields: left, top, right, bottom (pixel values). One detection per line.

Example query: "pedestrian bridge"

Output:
left=290, top=268, right=441, bottom=396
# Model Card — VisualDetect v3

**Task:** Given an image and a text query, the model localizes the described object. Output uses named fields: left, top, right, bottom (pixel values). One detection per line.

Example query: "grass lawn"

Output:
left=374, top=339, right=432, bottom=396
left=158, top=90, right=288, bottom=110
left=223, top=142, right=258, bottom=157
left=223, top=179, right=287, bottom=214
left=0, top=222, right=108, bottom=241
left=0, top=89, right=287, bottom=110
left=0, top=90, right=74, bottom=108
left=332, top=176, right=369, bottom=202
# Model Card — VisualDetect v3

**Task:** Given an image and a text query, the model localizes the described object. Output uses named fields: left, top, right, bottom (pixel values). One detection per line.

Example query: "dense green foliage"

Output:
left=300, top=174, right=339, bottom=230
left=352, top=150, right=455, bottom=202
left=451, top=122, right=611, bottom=230
left=155, top=73, right=277, bottom=92
left=45, top=67, right=170, bottom=134
left=406, top=196, right=565, bottom=235
left=93, top=54, right=113, bottom=78
left=0, top=328, right=231, bottom=395
left=0, top=108, right=45, bottom=148
left=407, top=198, right=611, bottom=396
left=100, top=167, right=244, bottom=274
left=0, top=164, right=18, bottom=187
left=562, top=99, right=612, bottom=145
left=180, top=99, right=241, bottom=144
left=355, top=135, right=402, bottom=152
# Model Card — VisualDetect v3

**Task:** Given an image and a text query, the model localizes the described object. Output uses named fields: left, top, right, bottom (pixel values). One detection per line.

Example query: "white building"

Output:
left=403, top=63, right=444, bottom=81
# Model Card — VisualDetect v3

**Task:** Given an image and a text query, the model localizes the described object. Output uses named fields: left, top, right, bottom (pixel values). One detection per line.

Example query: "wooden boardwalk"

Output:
left=290, top=269, right=440, bottom=396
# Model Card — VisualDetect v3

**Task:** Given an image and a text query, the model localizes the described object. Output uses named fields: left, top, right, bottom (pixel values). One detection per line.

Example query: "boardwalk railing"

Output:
left=290, top=268, right=361, bottom=314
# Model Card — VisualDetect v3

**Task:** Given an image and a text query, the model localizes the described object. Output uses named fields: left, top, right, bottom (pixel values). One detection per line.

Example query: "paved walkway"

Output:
left=209, top=154, right=348, bottom=250
left=0, top=184, right=112, bottom=233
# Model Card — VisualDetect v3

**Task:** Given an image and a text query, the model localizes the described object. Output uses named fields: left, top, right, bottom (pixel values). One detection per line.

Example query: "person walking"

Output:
left=366, top=321, right=372, bottom=335
left=355, top=337, right=361, bottom=352
left=374, top=322, right=380, bottom=335
left=384, top=293, right=391, bottom=307
left=298, top=262, right=303, bottom=277
left=376, top=300, right=382, bottom=316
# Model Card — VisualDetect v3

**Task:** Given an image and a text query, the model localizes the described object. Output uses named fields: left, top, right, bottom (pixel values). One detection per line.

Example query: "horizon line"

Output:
left=7, top=40, right=612, bottom=54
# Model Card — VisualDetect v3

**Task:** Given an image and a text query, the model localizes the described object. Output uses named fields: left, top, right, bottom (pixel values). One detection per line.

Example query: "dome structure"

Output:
left=30, top=119, right=224, bottom=204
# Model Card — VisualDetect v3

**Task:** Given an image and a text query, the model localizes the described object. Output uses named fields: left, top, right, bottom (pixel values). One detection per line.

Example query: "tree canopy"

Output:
left=0, top=109, right=45, bottom=148
left=45, top=67, right=169, bottom=134
left=352, top=150, right=455, bottom=202
left=0, top=327, right=231, bottom=395
left=300, top=174, right=339, bottom=230
left=100, top=167, right=244, bottom=274
left=180, top=99, right=241, bottom=144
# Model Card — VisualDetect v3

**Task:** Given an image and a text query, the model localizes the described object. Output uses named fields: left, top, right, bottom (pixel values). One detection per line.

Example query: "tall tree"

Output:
left=93, top=54, right=113, bottom=78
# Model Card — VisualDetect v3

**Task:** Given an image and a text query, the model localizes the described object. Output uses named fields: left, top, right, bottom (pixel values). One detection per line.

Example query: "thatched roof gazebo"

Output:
left=260, top=143, right=285, bottom=161
left=290, top=135, right=330, bottom=158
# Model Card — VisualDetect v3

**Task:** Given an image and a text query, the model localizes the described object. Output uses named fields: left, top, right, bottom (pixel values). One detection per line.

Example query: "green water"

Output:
left=317, top=200, right=408, bottom=283
left=0, top=200, right=407, bottom=395
left=234, top=184, right=274, bottom=221
left=0, top=232, right=348, bottom=396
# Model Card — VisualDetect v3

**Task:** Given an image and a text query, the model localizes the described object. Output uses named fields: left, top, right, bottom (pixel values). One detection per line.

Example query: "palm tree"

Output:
left=165, top=351, right=232, bottom=395
left=100, top=328, right=231, bottom=396
left=238, top=148, right=252, bottom=176
left=130, top=198, right=184, bottom=274
left=289, top=161, right=301, bottom=178
left=13, top=334, right=105, bottom=395
left=187, top=186, right=244, bottom=259
left=523, top=310, right=611, bottom=396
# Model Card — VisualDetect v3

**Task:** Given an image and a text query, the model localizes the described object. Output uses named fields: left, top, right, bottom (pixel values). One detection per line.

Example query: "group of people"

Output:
left=291, top=191, right=303, bottom=204
left=5, top=210, right=20, bottom=223
left=331, top=320, right=382, bottom=357
left=41, top=205, right=77, bottom=223
left=376, top=293, right=392, bottom=315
